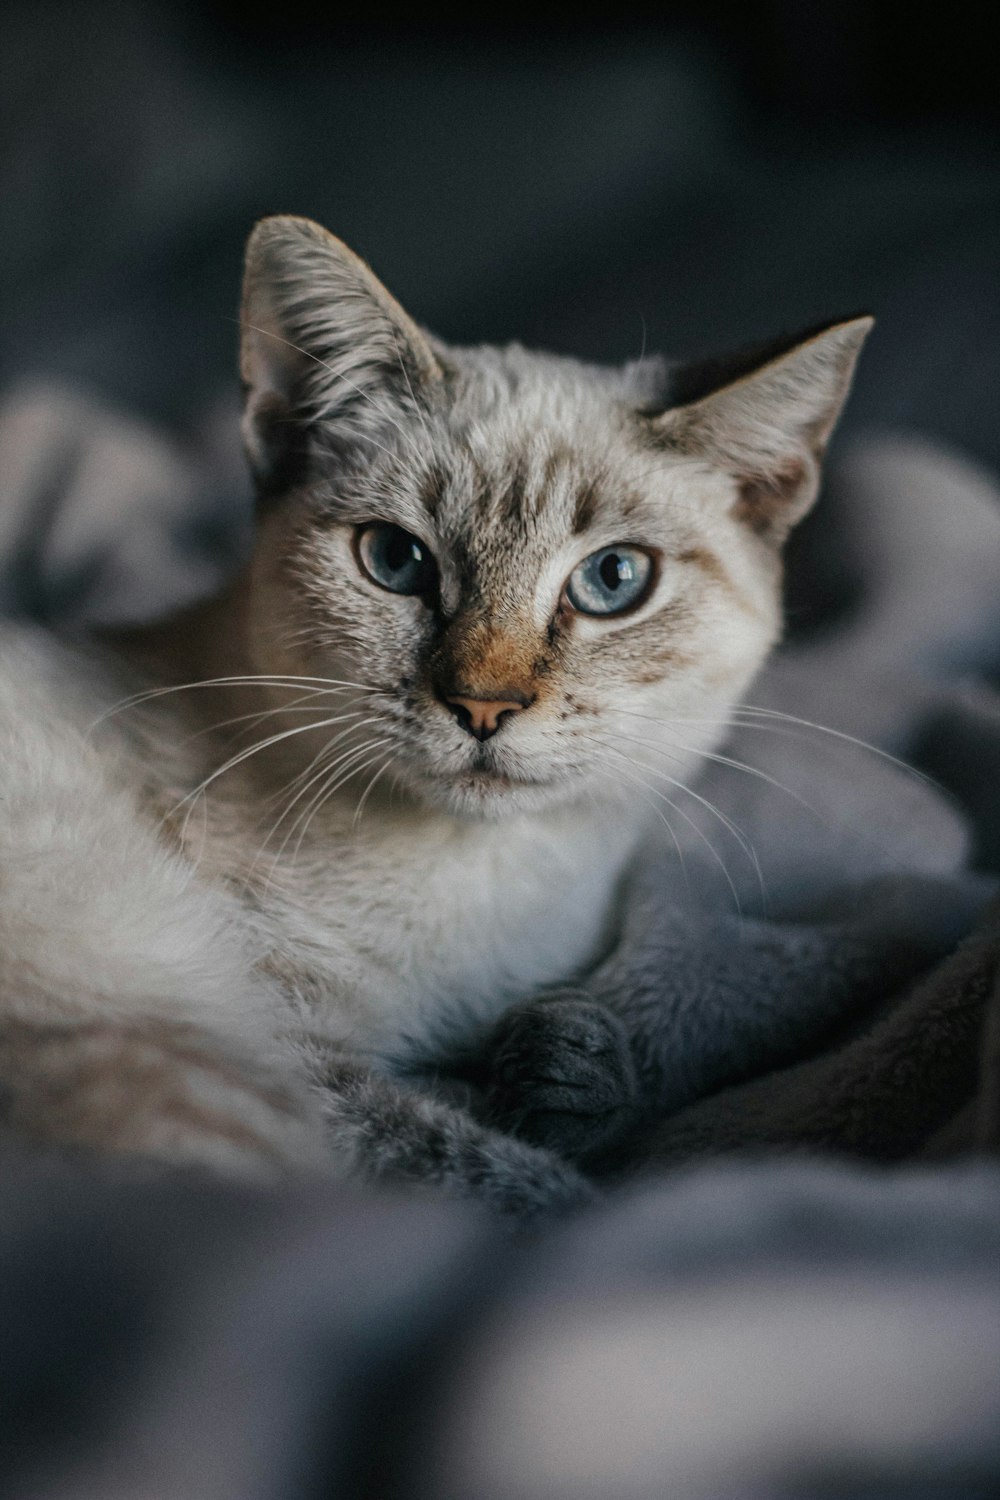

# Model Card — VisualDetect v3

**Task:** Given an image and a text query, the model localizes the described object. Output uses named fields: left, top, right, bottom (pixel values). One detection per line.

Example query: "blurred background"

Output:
left=4, top=0, right=1000, bottom=468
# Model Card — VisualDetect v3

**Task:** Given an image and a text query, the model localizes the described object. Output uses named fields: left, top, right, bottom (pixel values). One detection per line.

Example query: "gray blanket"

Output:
left=1, top=383, right=999, bottom=1496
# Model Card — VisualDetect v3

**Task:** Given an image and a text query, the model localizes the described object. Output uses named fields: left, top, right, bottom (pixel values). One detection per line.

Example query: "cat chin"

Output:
left=401, top=765, right=587, bottom=822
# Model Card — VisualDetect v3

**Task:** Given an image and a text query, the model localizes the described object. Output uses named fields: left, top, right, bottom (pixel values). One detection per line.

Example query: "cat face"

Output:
left=239, top=217, right=870, bottom=820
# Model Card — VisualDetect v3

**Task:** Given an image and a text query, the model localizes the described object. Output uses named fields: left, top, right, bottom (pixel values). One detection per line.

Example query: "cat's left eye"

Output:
left=565, top=545, right=654, bottom=616
left=355, top=523, right=438, bottom=597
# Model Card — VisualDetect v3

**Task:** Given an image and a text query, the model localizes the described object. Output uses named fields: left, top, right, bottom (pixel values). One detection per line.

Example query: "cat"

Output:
left=0, top=215, right=870, bottom=1216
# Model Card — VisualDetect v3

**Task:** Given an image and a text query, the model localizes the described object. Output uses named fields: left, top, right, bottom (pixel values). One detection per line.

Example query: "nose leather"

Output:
left=445, top=695, right=528, bottom=742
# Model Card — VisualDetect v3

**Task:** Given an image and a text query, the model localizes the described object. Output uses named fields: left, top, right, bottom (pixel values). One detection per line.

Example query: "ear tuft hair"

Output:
left=652, top=316, right=873, bottom=538
left=239, top=215, right=441, bottom=488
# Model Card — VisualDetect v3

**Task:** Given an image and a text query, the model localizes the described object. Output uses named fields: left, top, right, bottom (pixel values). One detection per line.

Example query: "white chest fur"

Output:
left=248, top=796, right=641, bottom=1068
left=0, top=628, right=642, bottom=1073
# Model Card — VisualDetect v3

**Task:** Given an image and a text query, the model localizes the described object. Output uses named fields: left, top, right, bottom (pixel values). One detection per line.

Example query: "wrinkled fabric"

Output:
left=0, top=389, right=998, bottom=1500
left=2, top=1155, right=998, bottom=1500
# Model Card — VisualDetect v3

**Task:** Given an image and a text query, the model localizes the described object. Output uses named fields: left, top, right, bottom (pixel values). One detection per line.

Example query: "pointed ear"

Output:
left=651, top=316, right=873, bottom=538
left=239, top=215, right=442, bottom=486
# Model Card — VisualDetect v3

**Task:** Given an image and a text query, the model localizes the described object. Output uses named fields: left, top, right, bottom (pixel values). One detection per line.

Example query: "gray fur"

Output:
left=483, top=867, right=992, bottom=1166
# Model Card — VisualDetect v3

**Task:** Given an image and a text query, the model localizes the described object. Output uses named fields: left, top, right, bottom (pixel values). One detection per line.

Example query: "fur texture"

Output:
left=0, top=216, right=870, bottom=1213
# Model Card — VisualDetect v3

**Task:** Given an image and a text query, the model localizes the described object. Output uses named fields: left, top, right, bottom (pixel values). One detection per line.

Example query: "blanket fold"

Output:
left=1, top=384, right=999, bottom=1498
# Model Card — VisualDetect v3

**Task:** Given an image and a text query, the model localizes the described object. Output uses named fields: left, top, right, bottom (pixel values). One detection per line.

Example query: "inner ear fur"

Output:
left=651, top=315, right=873, bottom=539
left=239, top=215, right=442, bottom=492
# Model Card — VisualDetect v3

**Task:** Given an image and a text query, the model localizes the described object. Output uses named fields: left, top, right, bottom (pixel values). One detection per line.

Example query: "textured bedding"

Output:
left=1, top=381, right=999, bottom=1496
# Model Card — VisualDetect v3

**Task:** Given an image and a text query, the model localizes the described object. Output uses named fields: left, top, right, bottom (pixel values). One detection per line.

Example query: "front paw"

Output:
left=486, top=996, right=638, bottom=1163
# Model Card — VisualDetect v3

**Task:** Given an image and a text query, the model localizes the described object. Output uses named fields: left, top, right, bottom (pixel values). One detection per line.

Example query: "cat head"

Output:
left=238, top=214, right=870, bottom=820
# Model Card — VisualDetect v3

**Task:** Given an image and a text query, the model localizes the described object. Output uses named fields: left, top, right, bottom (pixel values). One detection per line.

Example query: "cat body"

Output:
left=0, top=619, right=637, bottom=1204
left=0, top=217, right=870, bottom=1213
left=0, top=619, right=625, bottom=1044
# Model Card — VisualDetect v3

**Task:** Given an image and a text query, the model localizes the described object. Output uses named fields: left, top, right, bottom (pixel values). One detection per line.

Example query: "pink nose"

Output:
left=444, top=696, right=529, bottom=742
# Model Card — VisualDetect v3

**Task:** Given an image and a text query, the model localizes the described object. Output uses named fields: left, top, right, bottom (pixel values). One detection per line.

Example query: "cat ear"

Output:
left=239, top=215, right=442, bottom=485
left=651, top=316, right=873, bottom=538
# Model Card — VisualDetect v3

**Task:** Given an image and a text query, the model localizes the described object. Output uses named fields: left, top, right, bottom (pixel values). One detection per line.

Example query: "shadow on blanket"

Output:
left=1, top=388, right=999, bottom=1496
left=633, top=892, right=1000, bottom=1167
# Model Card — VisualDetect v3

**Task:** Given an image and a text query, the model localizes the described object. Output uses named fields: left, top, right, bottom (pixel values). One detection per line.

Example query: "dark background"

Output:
left=4, top=1, right=1000, bottom=468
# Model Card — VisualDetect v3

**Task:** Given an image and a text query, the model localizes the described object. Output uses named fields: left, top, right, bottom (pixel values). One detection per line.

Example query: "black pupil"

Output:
left=599, top=552, right=626, bottom=591
left=385, top=529, right=420, bottom=573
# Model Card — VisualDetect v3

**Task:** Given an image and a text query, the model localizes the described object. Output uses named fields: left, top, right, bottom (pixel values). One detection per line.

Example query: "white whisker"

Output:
left=261, top=717, right=386, bottom=841
left=629, top=703, right=930, bottom=786
left=182, top=689, right=364, bottom=745
left=732, top=704, right=933, bottom=782
left=285, top=739, right=388, bottom=869
left=613, top=705, right=933, bottom=877
left=586, top=748, right=691, bottom=895
left=352, top=750, right=397, bottom=828
left=599, top=731, right=762, bottom=902
left=579, top=733, right=746, bottom=917
left=92, top=673, right=385, bottom=732
left=163, top=711, right=371, bottom=831
left=255, top=712, right=375, bottom=812
left=263, top=731, right=388, bottom=876
left=612, top=733, right=779, bottom=913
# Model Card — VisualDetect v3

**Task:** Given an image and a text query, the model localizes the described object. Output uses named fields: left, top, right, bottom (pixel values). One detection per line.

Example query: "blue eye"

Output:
left=356, top=523, right=437, bottom=596
left=565, top=546, right=654, bottom=616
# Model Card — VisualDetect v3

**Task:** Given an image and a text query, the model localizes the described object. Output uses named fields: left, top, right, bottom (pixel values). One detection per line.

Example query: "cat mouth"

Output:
left=450, top=763, right=547, bottom=791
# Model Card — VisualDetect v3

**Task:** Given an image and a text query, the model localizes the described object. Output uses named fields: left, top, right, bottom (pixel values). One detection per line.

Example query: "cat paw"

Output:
left=486, top=996, right=639, bottom=1163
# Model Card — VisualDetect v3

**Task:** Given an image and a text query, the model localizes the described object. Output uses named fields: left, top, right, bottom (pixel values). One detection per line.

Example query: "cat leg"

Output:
left=302, top=1048, right=594, bottom=1221
left=485, top=995, right=640, bottom=1164
left=0, top=675, right=324, bottom=1176
left=0, top=1015, right=323, bottom=1177
left=485, top=861, right=991, bottom=1164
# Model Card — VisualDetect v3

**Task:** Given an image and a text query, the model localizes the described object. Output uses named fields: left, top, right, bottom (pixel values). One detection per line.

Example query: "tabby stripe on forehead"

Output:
left=419, top=461, right=448, bottom=516
left=572, top=478, right=601, bottom=534
left=494, top=455, right=531, bottom=525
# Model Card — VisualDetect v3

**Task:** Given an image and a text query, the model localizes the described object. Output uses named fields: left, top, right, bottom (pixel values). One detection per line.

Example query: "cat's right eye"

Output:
left=355, top=523, right=438, bottom=597
left=565, top=545, right=654, bottom=616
